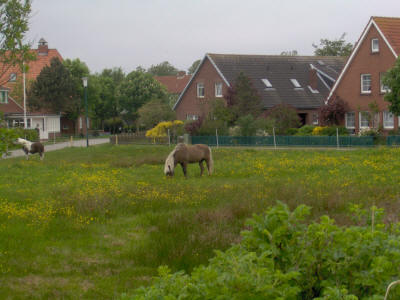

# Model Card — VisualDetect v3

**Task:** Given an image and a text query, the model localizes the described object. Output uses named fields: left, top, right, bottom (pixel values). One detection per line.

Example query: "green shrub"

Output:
left=296, top=125, right=315, bottom=136
left=197, top=119, right=228, bottom=136
left=286, top=128, right=299, bottom=135
left=321, top=126, right=349, bottom=136
left=130, top=203, right=400, bottom=299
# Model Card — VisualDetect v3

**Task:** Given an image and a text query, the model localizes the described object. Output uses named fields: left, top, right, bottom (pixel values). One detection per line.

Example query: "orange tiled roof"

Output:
left=0, top=48, right=63, bottom=84
left=373, top=16, right=400, bottom=55
left=154, top=74, right=191, bottom=94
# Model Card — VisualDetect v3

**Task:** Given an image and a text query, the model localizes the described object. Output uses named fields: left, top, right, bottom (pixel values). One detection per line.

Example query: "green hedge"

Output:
left=128, top=203, right=400, bottom=299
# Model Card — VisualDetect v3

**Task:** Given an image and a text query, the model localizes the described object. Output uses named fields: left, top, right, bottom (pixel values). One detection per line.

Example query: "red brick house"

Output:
left=174, top=53, right=345, bottom=125
left=0, top=38, right=89, bottom=139
left=327, top=16, right=400, bottom=133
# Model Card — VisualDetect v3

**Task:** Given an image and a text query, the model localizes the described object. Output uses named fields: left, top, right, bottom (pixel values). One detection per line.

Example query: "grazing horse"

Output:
left=164, top=143, right=213, bottom=177
left=15, top=138, right=45, bottom=160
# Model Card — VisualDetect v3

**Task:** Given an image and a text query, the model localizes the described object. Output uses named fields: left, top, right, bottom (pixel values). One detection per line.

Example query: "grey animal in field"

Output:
left=164, top=143, right=213, bottom=177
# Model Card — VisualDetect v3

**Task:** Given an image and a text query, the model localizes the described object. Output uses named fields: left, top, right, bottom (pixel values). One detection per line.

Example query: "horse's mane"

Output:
left=164, top=148, right=177, bottom=174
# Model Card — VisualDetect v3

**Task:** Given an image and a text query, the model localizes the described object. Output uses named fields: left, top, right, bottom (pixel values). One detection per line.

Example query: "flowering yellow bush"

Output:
left=146, top=120, right=184, bottom=138
left=312, top=126, right=326, bottom=135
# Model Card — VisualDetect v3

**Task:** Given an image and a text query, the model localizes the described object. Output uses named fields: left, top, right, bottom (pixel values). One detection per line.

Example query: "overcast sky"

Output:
left=27, top=0, right=400, bottom=74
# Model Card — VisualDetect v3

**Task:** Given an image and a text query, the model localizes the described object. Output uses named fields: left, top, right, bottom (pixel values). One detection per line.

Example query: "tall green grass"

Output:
left=1, top=145, right=400, bottom=298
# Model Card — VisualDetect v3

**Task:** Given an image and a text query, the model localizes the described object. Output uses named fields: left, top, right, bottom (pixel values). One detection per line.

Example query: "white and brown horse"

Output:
left=164, top=143, right=213, bottom=177
left=15, top=138, right=45, bottom=160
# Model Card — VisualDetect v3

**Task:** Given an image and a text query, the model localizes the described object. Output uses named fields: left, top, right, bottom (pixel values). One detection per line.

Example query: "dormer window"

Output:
left=9, top=73, right=16, bottom=82
left=0, top=90, right=8, bottom=104
left=290, top=79, right=301, bottom=88
left=371, top=38, right=379, bottom=53
left=261, top=78, right=273, bottom=88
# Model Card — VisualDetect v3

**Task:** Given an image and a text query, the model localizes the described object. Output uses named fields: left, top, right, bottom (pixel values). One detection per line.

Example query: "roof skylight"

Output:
left=261, top=78, right=272, bottom=88
left=290, top=79, right=301, bottom=88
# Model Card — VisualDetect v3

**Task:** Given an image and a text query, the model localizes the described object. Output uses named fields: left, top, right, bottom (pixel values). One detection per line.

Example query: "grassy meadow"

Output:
left=1, top=144, right=400, bottom=298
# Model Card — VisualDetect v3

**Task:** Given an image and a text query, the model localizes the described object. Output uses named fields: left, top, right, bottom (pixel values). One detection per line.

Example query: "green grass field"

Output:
left=1, top=144, right=400, bottom=299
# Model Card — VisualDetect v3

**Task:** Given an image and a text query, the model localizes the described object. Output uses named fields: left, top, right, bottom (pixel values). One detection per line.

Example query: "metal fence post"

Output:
left=168, top=129, right=171, bottom=147
left=216, top=128, right=219, bottom=148
left=273, top=127, right=277, bottom=149
left=336, top=128, right=339, bottom=149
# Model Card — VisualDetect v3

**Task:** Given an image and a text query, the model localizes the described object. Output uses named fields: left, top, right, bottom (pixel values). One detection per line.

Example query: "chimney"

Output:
left=309, top=68, right=317, bottom=90
left=38, top=38, right=48, bottom=56
left=177, top=71, right=186, bottom=79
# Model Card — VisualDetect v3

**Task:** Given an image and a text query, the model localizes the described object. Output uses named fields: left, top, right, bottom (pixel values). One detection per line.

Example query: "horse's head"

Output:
left=15, top=138, right=28, bottom=145
left=165, top=165, right=174, bottom=177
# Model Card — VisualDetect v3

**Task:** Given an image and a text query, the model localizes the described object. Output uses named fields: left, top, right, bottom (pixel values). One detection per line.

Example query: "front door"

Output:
left=32, top=118, right=48, bottom=140
left=298, top=113, right=307, bottom=126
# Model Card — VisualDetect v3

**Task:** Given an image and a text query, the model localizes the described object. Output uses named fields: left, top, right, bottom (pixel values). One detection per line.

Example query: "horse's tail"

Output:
left=208, top=146, right=213, bottom=175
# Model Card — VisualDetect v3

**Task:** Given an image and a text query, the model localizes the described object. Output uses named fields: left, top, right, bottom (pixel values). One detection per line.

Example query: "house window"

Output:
left=197, top=83, right=204, bottom=98
left=361, top=74, right=371, bottom=94
left=371, top=38, right=379, bottom=53
left=186, top=114, right=198, bottom=121
left=290, top=79, right=301, bottom=88
left=9, top=73, right=17, bottom=82
left=383, top=111, right=394, bottom=129
left=79, top=117, right=82, bottom=129
left=359, top=112, right=369, bottom=128
left=312, top=113, right=319, bottom=125
left=0, top=90, right=8, bottom=103
left=380, top=73, right=390, bottom=93
left=261, top=78, right=273, bottom=88
left=345, top=112, right=355, bottom=129
left=215, top=82, right=222, bottom=97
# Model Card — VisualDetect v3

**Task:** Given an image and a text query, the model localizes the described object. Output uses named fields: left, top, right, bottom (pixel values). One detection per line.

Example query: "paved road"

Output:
left=3, top=138, right=110, bottom=159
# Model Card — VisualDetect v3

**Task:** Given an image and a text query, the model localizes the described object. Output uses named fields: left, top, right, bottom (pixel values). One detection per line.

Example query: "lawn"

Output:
left=0, top=144, right=400, bottom=299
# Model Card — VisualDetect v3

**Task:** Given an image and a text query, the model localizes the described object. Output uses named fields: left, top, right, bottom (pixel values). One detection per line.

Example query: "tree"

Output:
left=313, top=33, right=353, bottom=56
left=147, top=61, right=179, bottom=76
left=319, top=96, right=348, bottom=125
left=188, top=59, right=201, bottom=74
left=225, top=72, right=262, bottom=124
left=266, top=104, right=300, bottom=134
left=63, top=58, right=90, bottom=130
left=28, top=57, right=77, bottom=113
left=0, top=0, right=34, bottom=85
left=384, top=57, right=400, bottom=115
left=138, top=99, right=176, bottom=129
left=118, top=70, right=168, bottom=124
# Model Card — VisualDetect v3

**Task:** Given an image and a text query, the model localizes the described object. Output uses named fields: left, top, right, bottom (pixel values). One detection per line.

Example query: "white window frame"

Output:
left=261, top=78, right=273, bottom=88
left=383, top=111, right=394, bottom=129
left=380, top=73, right=390, bottom=93
left=359, top=111, right=369, bottom=129
left=9, top=73, right=17, bottom=82
left=290, top=79, right=301, bottom=88
left=312, top=113, right=319, bottom=125
left=0, top=90, right=8, bottom=104
left=371, top=38, right=379, bottom=53
left=79, top=117, right=83, bottom=129
left=361, top=74, right=371, bottom=94
left=186, top=114, right=198, bottom=121
left=197, top=83, right=204, bottom=98
left=345, top=112, right=355, bottom=129
left=215, top=82, right=222, bottom=97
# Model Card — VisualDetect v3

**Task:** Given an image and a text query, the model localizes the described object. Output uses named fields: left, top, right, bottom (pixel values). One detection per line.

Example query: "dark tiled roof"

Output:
left=208, top=54, right=346, bottom=109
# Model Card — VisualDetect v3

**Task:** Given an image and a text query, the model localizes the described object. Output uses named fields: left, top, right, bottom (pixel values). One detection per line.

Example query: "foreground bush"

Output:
left=128, top=203, right=400, bottom=299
